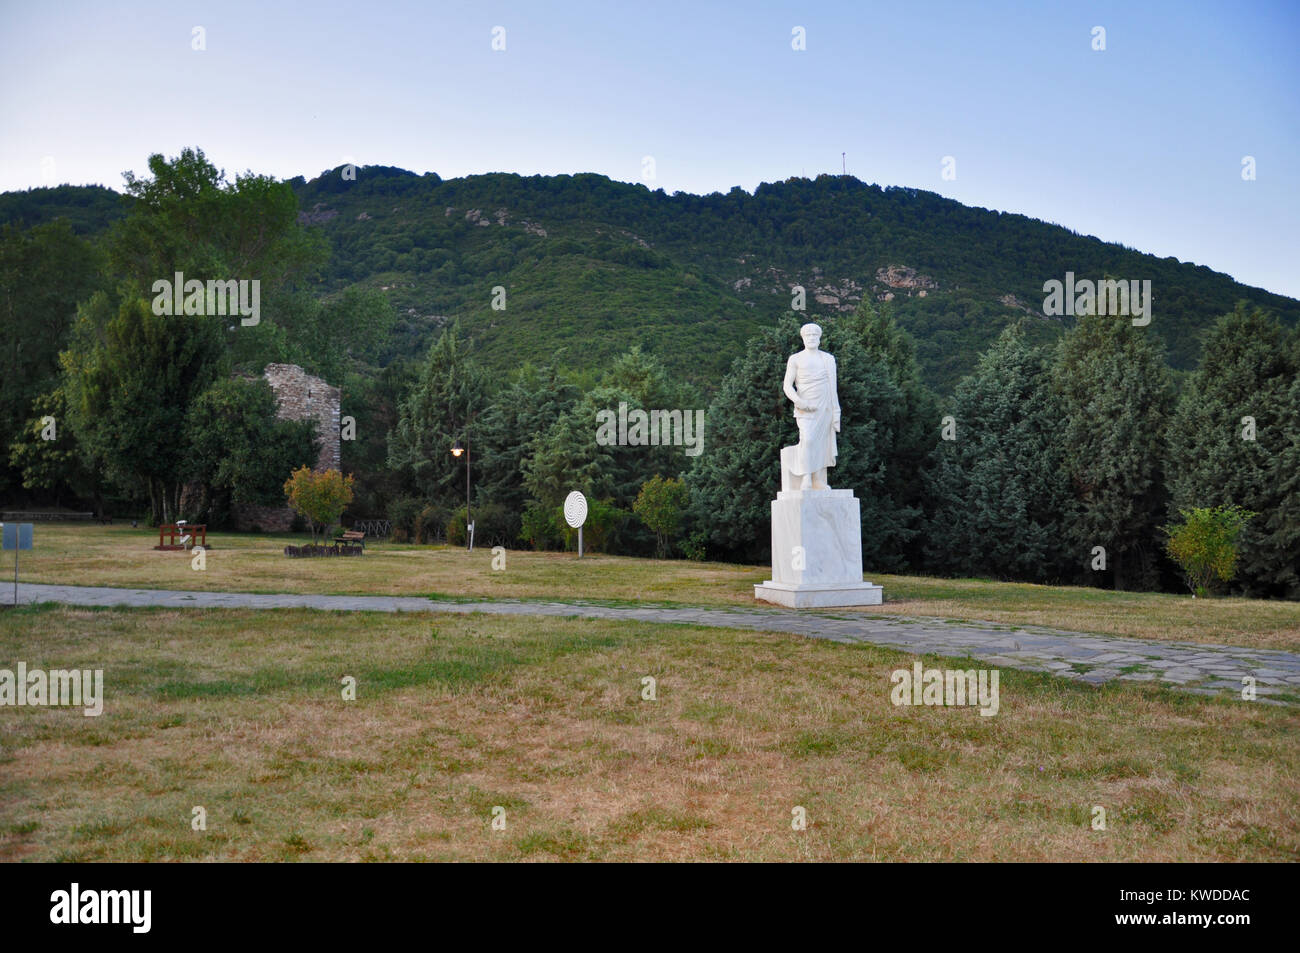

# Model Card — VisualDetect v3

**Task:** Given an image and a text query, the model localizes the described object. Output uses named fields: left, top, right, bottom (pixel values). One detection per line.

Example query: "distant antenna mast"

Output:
left=842, top=152, right=846, bottom=175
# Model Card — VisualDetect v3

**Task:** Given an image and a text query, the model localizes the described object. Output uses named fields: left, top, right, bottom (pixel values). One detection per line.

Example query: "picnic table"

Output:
left=155, top=524, right=207, bottom=551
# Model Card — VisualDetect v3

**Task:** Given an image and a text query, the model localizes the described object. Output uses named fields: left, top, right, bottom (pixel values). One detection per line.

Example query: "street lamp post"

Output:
left=451, top=439, right=472, bottom=551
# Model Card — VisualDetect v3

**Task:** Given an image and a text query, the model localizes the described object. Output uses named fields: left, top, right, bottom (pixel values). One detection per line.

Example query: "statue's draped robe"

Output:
left=788, top=351, right=838, bottom=475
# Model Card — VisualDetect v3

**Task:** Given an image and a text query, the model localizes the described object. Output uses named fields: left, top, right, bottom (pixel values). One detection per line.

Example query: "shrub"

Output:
left=561, top=498, right=628, bottom=554
left=448, top=503, right=520, bottom=548
left=1163, top=505, right=1255, bottom=597
left=521, top=501, right=564, bottom=551
left=680, top=530, right=708, bottom=562
left=633, top=474, right=690, bottom=558
left=283, top=467, right=355, bottom=544
left=417, top=503, right=449, bottom=543
left=387, top=496, right=423, bottom=543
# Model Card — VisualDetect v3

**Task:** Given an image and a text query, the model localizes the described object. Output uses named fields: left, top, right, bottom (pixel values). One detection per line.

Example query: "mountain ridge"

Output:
left=4, top=169, right=1295, bottom=392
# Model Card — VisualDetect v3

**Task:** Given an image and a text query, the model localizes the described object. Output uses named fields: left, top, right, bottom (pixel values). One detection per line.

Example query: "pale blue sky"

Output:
left=2, top=0, right=1297, bottom=296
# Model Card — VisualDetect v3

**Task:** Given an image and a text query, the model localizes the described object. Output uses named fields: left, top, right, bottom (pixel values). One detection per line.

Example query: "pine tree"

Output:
left=1165, top=304, right=1298, bottom=596
left=1053, top=312, right=1174, bottom=590
left=686, top=318, right=798, bottom=562
left=387, top=321, right=491, bottom=506
left=841, top=301, right=939, bottom=568
left=1262, top=371, right=1300, bottom=598
left=521, top=406, right=618, bottom=508
left=475, top=361, right=580, bottom=513
left=521, top=347, right=698, bottom=513
left=924, top=324, right=1070, bottom=580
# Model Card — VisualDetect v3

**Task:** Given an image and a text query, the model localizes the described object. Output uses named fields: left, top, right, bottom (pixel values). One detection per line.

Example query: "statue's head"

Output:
left=800, top=323, right=822, bottom=350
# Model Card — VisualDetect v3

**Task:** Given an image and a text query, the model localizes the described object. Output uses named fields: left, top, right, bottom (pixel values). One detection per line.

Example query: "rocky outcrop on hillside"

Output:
left=872, top=264, right=937, bottom=302
left=298, top=203, right=338, bottom=225
left=451, top=206, right=546, bottom=235
left=999, top=292, right=1050, bottom=319
left=810, top=277, right=864, bottom=311
left=875, top=264, right=938, bottom=291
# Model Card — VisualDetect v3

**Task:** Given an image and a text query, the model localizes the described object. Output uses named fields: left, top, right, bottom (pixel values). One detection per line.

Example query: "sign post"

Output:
left=1, top=522, right=34, bottom=606
left=563, top=492, right=588, bottom=559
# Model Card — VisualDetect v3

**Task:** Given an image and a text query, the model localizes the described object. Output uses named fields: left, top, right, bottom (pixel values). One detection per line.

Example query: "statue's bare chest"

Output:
left=792, top=352, right=830, bottom=382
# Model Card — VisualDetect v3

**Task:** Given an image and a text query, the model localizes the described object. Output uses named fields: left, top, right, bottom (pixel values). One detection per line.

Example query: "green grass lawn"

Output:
left=10, top=524, right=1300, bottom=650
left=1, top=604, right=1296, bottom=862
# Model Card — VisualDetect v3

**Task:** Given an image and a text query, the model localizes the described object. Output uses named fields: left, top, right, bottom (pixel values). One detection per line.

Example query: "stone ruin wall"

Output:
left=262, top=363, right=341, bottom=472
left=230, top=363, right=340, bottom=532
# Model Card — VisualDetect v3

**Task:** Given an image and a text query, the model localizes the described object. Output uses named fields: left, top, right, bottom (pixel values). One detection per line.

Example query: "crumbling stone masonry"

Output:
left=263, top=363, right=341, bottom=472
left=230, top=363, right=340, bottom=532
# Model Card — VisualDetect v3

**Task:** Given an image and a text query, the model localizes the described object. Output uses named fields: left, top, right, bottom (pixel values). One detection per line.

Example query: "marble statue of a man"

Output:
left=782, top=323, right=841, bottom=491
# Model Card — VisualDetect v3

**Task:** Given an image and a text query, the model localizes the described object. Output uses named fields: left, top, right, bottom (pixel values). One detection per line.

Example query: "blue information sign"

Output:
left=2, top=523, right=35, bottom=550
left=2, top=522, right=32, bottom=606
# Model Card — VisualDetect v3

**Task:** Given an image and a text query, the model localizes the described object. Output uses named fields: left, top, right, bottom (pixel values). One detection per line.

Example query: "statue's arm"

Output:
left=782, top=356, right=805, bottom=410
left=829, top=354, right=841, bottom=430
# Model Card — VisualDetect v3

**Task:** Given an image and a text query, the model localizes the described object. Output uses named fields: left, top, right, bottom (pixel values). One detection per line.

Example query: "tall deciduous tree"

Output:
left=1053, top=312, right=1174, bottom=590
left=0, top=220, right=103, bottom=495
left=58, top=148, right=331, bottom=520
left=62, top=294, right=227, bottom=523
left=183, top=377, right=317, bottom=526
left=7, top=388, right=98, bottom=508
left=110, top=147, right=324, bottom=294
left=262, top=286, right=395, bottom=385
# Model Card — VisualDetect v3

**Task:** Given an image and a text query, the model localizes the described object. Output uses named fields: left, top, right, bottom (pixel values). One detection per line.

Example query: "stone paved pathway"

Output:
left=12, top=583, right=1300, bottom=703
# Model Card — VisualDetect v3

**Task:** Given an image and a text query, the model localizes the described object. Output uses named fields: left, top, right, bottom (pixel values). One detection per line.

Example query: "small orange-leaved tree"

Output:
left=283, top=467, right=355, bottom=545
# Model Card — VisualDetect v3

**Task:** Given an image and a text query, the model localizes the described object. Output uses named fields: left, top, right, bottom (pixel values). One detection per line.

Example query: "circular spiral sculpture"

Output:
left=563, top=491, right=588, bottom=528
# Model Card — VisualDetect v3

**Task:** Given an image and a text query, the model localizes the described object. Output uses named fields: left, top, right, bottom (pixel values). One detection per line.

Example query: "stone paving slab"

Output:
left=10, top=583, right=1300, bottom=705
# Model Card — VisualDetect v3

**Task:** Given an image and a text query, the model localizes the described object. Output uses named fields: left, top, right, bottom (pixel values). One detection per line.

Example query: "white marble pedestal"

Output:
left=753, top=488, right=883, bottom=608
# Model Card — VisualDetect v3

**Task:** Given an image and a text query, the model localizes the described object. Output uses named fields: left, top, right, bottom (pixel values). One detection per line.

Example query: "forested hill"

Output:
left=263, top=166, right=1300, bottom=390
left=0, top=184, right=125, bottom=235
left=7, top=169, right=1298, bottom=392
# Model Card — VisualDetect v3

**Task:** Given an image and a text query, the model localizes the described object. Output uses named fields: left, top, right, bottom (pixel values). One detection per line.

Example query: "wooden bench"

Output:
left=333, top=530, right=366, bottom=550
